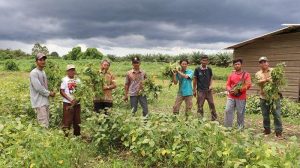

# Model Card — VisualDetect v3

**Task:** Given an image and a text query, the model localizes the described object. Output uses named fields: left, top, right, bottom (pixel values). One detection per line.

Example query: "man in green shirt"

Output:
left=172, top=59, right=194, bottom=119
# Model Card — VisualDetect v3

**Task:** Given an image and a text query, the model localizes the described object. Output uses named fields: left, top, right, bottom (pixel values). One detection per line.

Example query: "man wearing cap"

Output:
left=124, top=57, right=149, bottom=116
left=29, top=53, right=55, bottom=128
left=94, top=60, right=116, bottom=114
left=255, top=56, right=283, bottom=138
left=60, top=64, right=81, bottom=136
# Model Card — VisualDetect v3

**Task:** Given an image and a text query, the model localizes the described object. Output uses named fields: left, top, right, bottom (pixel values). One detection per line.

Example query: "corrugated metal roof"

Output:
left=225, top=25, right=300, bottom=49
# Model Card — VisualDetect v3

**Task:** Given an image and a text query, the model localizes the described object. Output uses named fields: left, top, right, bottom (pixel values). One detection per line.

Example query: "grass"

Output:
left=0, top=59, right=299, bottom=167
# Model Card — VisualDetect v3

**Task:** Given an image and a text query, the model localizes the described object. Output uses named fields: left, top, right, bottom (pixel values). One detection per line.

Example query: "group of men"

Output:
left=29, top=53, right=283, bottom=138
left=172, top=55, right=283, bottom=138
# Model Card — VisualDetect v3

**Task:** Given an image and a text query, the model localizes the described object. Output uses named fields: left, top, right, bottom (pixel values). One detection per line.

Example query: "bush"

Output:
left=0, top=52, right=12, bottom=60
left=0, top=49, right=31, bottom=60
left=107, top=54, right=118, bottom=62
left=246, top=95, right=261, bottom=114
left=83, top=111, right=300, bottom=167
left=29, top=63, right=36, bottom=72
left=4, top=60, right=19, bottom=71
left=0, top=115, right=91, bottom=168
left=246, top=95, right=300, bottom=117
left=281, top=98, right=300, bottom=118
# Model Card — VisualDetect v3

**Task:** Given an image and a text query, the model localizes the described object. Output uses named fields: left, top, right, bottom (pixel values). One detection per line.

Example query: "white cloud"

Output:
left=0, top=38, right=233, bottom=56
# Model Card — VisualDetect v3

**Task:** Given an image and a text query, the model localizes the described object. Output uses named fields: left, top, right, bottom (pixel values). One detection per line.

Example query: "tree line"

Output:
left=0, top=43, right=233, bottom=67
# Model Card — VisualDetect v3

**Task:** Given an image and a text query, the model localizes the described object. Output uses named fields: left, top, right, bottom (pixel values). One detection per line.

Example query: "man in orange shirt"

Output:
left=224, top=58, right=251, bottom=129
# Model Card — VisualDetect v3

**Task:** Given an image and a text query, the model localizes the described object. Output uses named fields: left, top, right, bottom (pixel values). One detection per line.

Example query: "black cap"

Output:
left=132, top=57, right=140, bottom=63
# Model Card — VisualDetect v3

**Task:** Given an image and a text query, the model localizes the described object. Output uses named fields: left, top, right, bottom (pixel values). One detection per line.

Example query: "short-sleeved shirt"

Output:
left=125, top=69, right=147, bottom=96
left=95, top=71, right=116, bottom=103
left=176, top=69, right=193, bottom=96
left=226, top=71, right=252, bottom=100
left=255, top=68, right=273, bottom=99
left=60, top=76, right=81, bottom=103
left=194, top=66, right=213, bottom=91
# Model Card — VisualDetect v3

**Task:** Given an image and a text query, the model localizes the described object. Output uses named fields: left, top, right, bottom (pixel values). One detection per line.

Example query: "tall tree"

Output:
left=65, top=46, right=82, bottom=60
left=82, top=48, right=103, bottom=59
left=50, top=51, right=60, bottom=57
left=32, top=43, right=49, bottom=56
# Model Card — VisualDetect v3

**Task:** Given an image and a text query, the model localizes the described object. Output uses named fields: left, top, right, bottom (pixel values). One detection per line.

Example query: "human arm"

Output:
left=30, top=71, right=54, bottom=97
left=124, top=73, right=130, bottom=102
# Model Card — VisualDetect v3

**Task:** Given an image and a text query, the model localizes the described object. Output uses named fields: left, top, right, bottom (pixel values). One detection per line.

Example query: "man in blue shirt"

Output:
left=172, top=59, right=194, bottom=120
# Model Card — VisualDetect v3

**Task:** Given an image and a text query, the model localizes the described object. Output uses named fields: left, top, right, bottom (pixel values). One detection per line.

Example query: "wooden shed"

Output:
left=226, top=25, right=300, bottom=101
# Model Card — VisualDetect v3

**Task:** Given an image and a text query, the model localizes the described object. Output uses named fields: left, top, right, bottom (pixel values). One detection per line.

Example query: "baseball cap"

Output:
left=66, top=64, right=76, bottom=71
left=132, top=57, right=140, bottom=63
left=36, top=53, right=47, bottom=60
left=259, top=56, right=268, bottom=62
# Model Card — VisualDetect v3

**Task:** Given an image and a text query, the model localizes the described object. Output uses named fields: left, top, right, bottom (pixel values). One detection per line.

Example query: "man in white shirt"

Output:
left=60, top=64, right=81, bottom=136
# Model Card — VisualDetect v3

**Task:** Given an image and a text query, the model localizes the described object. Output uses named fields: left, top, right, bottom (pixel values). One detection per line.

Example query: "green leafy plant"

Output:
left=44, top=60, right=62, bottom=92
left=4, top=60, right=19, bottom=71
left=262, top=62, right=286, bottom=110
left=139, top=76, right=162, bottom=101
left=209, top=53, right=232, bottom=67
left=83, top=110, right=300, bottom=167
left=82, top=65, right=104, bottom=98
left=280, top=98, right=300, bottom=118
left=246, top=95, right=300, bottom=118
left=0, top=116, right=91, bottom=168
left=162, top=62, right=179, bottom=87
left=245, top=95, right=261, bottom=114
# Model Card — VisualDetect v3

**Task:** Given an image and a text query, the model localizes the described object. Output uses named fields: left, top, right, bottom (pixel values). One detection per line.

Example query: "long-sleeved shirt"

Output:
left=29, top=68, right=50, bottom=108
left=94, top=71, right=116, bottom=103
left=226, top=71, right=251, bottom=100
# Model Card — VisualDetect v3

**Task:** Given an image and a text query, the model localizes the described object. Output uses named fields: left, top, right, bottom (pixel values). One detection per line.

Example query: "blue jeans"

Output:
left=130, top=96, right=148, bottom=116
left=260, top=99, right=282, bottom=133
left=224, top=98, right=246, bottom=129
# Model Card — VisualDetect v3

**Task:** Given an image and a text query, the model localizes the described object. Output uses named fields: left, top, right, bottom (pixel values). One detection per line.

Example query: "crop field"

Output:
left=0, top=59, right=299, bottom=167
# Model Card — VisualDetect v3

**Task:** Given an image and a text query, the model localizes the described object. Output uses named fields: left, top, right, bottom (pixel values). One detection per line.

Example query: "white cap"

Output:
left=66, top=64, right=75, bottom=71
left=259, top=56, right=268, bottom=62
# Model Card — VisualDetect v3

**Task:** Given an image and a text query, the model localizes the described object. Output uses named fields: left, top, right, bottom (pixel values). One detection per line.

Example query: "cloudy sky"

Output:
left=0, top=0, right=299, bottom=56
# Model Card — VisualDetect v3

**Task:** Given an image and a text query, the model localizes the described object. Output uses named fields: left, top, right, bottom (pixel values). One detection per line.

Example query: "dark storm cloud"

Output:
left=0, top=0, right=300, bottom=49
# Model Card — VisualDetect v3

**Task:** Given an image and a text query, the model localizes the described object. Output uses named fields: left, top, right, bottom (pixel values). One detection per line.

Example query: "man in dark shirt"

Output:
left=193, top=55, right=217, bottom=121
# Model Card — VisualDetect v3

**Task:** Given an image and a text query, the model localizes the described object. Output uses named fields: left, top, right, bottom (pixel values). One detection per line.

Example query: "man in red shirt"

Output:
left=224, top=58, right=251, bottom=129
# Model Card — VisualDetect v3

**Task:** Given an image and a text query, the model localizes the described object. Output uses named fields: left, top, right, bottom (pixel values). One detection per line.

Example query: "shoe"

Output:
left=275, top=132, right=284, bottom=139
left=264, top=129, right=271, bottom=135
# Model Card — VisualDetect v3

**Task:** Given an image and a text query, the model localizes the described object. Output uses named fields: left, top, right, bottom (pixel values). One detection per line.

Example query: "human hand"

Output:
left=193, top=90, right=197, bottom=97
left=49, top=91, right=56, bottom=97
left=124, top=95, right=128, bottom=102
